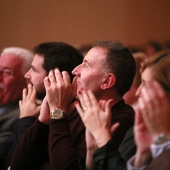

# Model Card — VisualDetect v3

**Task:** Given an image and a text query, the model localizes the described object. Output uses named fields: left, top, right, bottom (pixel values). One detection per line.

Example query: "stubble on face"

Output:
left=24, top=54, right=47, bottom=101
left=75, top=47, right=107, bottom=95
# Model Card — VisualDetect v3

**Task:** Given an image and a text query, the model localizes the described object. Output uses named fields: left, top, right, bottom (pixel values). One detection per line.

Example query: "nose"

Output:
left=72, top=64, right=80, bottom=76
left=24, top=69, right=30, bottom=79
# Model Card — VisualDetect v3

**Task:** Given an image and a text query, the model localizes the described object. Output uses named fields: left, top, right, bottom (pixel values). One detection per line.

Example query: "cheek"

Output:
left=9, top=76, right=26, bottom=90
left=32, top=74, right=44, bottom=84
left=0, top=76, right=26, bottom=104
left=33, top=76, right=45, bottom=91
left=3, top=79, right=23, bottom=98
left=3, top=77, right=15, bottom=88
left=81, top=77, right=100, bottom=91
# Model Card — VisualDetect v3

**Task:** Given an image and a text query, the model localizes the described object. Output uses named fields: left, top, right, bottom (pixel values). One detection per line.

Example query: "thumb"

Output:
left=72, top=77, right=77, bottom=95
left=110, top=123, right=119, bottom=135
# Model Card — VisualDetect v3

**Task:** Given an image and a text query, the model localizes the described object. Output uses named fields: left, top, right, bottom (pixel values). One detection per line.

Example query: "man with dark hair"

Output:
left=73, top=40, right=136, bottom=169
left=12, top=40, right=137, bottom=170
left=25, top=42, right=83, bottom=100
left=6, top=42, right=85, bottom=170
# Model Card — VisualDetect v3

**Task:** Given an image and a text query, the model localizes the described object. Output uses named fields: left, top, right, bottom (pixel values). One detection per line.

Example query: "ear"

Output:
left=100, top=73, right=116, bottom=90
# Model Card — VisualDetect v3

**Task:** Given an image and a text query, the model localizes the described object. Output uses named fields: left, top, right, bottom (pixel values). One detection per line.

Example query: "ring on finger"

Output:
left=83, top=106, right=87, bottom=111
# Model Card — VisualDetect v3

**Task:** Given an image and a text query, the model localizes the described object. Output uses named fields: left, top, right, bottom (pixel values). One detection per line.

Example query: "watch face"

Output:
left=51, top=109, right=64, bottom=119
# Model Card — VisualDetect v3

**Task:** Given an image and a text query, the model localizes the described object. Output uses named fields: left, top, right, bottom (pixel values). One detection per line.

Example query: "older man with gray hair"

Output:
left=0, top=47, right=33, bottom=143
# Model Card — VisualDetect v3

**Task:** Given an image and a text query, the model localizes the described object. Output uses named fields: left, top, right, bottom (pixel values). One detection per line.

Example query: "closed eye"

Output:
left=83, top=63, right=88, bottom=68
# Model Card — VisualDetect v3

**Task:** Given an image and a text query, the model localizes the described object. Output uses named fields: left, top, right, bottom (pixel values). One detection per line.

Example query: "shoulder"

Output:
left=148, top=148, right=170, bottom=170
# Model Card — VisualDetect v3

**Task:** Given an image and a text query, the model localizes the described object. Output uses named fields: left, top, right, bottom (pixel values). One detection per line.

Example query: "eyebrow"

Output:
left=83, top=59, right=92, bottom=66
left=31, top=65, right=38, bottom=72
left=0, top=66, right=13, bottom=70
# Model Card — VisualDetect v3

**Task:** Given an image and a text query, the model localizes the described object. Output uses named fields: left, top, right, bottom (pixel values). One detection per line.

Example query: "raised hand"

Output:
left=138, top=81, right=170, bottom=138
left=38, top=97, right=50, bottom=124
left=19, top=84, right=41, bottom=118
left=75, top=89, right=118, bottom=148
left=133, top=80, right=170, bottom=167
left=44, top=68, right=77, bottom=114
left=134, top=107, right=153, bottom=167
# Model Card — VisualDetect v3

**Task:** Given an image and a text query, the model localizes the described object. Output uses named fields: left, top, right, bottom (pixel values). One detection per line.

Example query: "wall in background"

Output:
left=0, top=0, right=170, bottom=51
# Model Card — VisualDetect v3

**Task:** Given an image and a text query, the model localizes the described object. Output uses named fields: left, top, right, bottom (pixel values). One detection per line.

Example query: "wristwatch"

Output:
left=50, top=109, right=64, bottom=120
left=154, top=134, right=170, bottom=145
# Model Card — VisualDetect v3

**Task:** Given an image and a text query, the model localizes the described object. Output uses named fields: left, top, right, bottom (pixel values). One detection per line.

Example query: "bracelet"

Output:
left=154, top=134, right=170, bottom=145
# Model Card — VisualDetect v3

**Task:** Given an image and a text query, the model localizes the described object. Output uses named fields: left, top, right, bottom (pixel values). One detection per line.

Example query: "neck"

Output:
left=96, top=89, right=123, bottom=106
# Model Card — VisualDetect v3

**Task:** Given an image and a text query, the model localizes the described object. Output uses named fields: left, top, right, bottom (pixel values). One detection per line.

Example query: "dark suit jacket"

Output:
left=10, top=100, right=135, bottom=170
left=0, top=102, right=19, bottom=143
left=148, top=148, right=170, bottom=170
left=10, top=106, right=86, bottom=170
left=0, top=116, right=36, bottom=170
left=94, top=126, right=135, bottom=170
left=92, top=101, right=135, bottom=170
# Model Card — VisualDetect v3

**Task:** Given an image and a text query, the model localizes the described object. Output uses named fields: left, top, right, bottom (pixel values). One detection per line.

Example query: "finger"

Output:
left=35, top=99, right=42, bottom=106
left=77, top=90, right=86, bottom=111
left=62, top=71, right=70, bottom=86
left=99, top=100, right=106, bottom=110
left=110, top=123, right=120, bottom=134
left=86, top=90, right=98, bottom=109
left=138, top=94, right=147, bottom=115
left=19, top=100, right=22, bottom=108
left=27, top=84, right=33, bottom=99
left=54, top=68, right=63, bottom=85
left=36, top=105, right=41, bottom=113
left=54, top=68, right=64, bottom=104
left=61, top=71, right=70, bottom=102
left=82, top=90, right=93, bottom=109
left=72, top=77, right=77, bottom=96
left=135, top=95, right=147, bottom=123
left=22, top=88, right=27, bottom=101
left=105, top=99, right=113, bottom=119
left=30, top=86, right=37, bottom=101
left=154, top=81, right=167, bottom=96
left=142, top=82, right=157, bottom=112
left=75, top=101, right=84, bottom=118
left=152, top=81, right=169, bottom=106
left=44, top=76, right=50, bottom=90
left=135, top=106, right=144, bottom=126
left=48, top=70, right=56, bottom=83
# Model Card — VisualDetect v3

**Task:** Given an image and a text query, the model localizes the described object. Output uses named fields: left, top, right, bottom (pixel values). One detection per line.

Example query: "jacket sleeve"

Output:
left=11, top=117, right=36, bottom=142
left=3, top=117, right=36, bottom=170
left=10, top=119, right=49, bottom=170
left=49, top=111, right=86, bottom=170
left=94, top=127, right=136, bottom=170
left=94, top=140, right=127, bottom=170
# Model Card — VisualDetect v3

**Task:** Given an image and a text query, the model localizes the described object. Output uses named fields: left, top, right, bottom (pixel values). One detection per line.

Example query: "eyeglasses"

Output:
left=0, top=69, right=13, bottom=77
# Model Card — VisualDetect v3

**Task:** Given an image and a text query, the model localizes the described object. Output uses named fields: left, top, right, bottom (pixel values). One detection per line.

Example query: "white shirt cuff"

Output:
left=151, top=140, right=170, bottom=159
left=127, top=155, right=148, bottom=170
